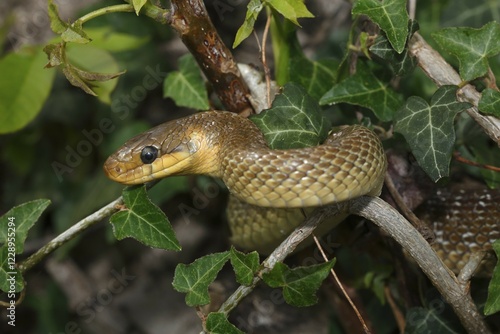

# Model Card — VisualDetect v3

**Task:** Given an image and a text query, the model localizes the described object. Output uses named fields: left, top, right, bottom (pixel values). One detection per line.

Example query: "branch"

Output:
left=350, top=197, right=491, bottom=334
left=18, top=196, right=123, bottom=273
left=217, top=203, right=349, bottom=315
left=167, top=0, right=254, bottom=114
left=408, top=33, right=500, bottom=146
left=218, top=197, right=491, bottom=333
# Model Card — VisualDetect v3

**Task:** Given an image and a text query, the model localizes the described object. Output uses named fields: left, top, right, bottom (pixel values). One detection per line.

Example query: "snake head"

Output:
left=103, top=118, right=216, bottom=185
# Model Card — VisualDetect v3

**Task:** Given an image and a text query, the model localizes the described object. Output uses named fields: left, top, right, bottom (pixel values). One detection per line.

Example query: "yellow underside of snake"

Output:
left=103, top=111, right=387, bottom=254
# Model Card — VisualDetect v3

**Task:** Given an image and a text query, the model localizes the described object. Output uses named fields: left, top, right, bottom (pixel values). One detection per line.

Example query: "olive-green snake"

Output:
left=103, top=111, right=497, bottom=273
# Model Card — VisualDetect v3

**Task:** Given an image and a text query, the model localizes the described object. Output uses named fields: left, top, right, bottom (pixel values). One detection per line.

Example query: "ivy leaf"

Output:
left=394, top=85, right=471, bottom=181
left=262, top=260, right=335, bottom=307
left=432, top=22, right=500, bottom=81
left=0, top=47, right=56, bottom=134
left=0, top=199, right=51, bottom=253
left=229, top=247, right=259, bottom=286
left=251, top=82, right=330, bottom=149
left=478, top=88, right=500, bottom=118
left=163, top=54, right=209, bottom=110
left=110, top=186, right=181, bottom=251
left=320, top=62, right=402, bottom=122
left=441, top=0, right=500, bottom=28
left=172, top=252, right=230, bottom=306
left=289, top=57, right=338, bottom=100
left=233, top=0, right=263, bottom=48
left=206, top=313, right=245, bottom=334
left=352, top=0, right=409, bottom=53
left=484, top=240, right=500, bottom=315
left=267, top=0, right=314, bottom=26
left=0, top=246, right=24, bottom=293
left=132, top=0, right=148, bottom=15
left=370, top=20, right=419, bottom=76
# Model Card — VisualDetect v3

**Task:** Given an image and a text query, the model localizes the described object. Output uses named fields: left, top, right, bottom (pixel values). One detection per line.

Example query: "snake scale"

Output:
left=104, top=111, right=498, bottom=273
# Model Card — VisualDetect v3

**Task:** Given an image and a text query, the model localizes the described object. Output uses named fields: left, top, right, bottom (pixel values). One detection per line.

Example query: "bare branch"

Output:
left=218, top=196, right=492, bottom=333
left=18, top=196, right=123, bottom=273
left=167, top=0, right=253, bottom=114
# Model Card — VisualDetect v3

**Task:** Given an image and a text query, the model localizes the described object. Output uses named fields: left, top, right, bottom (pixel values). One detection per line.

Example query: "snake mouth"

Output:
left=103, top=151, right=196, bottom=185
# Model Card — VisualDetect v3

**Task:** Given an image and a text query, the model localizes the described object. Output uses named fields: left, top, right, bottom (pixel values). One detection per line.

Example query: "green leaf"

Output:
left=262, top=260, right=335, bottom=307
left=206, top=313, right=245, bottom=334
left=0, top=47, right=56, bottom=134
left=251, top=82, right=330, bottom=149
left=233, top=0, right=264, bottom=48
left=432, top=22, right=500, bottom=81
left=133, top=0, right=148, bottom=15
left=47, top=0, right=67, bottom=34
left=352, top=0, right=409, bottom=53
left=61, top=64, right=97, bottom=96
left=110, top=186, right=181, bottom=251
left=0, top=246, right=24, bottom=293
left=320, top=62, right=402, bottom=122
left=0, top=199, right=51, bottom=253
left=485, top=240, right=500, bottom=315
left=163, top=54, right=209, bottom=110
left=267, top=0, right=314, bottom=26
left=229, top=247, right=259, bottom=286
left=370, top=20, right=419, bottom=76
left=478, top=88, right=500, bottom=117
left=172, top=252, right=230, bottom=306
left=441, top=0, right=500, bottom=28
left=405, top=306, right=463, bottom=333
left=43, top=42, right=65, bottom=67
left=61, top=21, right=91, bottom=44
left=394, top=85, right=471, bottom=181
left=65, top=44, right=124, bottom=104
left=84, top=27, right=150, bottom=52
left=289, top=57, right=338, bottom=100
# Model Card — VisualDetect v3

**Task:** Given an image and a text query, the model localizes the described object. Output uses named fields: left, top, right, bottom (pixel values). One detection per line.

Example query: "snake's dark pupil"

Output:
left=140, top=146, right=158, bottom=164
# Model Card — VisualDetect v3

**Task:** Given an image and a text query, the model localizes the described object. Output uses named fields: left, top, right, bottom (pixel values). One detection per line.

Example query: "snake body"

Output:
left=103, top=111, right=498, bottom=273
left=417, top=187, right=499, bottom=274
left=104, top=111, right=387, bottom=252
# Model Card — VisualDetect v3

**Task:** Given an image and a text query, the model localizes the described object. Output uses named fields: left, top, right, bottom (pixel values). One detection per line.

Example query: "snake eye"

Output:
left=140, top=146, right=158, bottom=164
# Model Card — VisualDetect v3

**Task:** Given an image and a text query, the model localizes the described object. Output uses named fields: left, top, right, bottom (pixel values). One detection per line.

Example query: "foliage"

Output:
left=0, top=0, right=499, bottom=332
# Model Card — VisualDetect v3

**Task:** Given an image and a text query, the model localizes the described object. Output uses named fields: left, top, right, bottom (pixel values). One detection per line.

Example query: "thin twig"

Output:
left=261, top=12, right=273, bottom=109
left=217, top=203, right=349, bottom=315
left=312, top=235, right=371, bottom=334
left=17, top=196, right=124, bottom=273
left=454, top=151, right=500, bottom=172
left=384, top=172, right=435, bottom=243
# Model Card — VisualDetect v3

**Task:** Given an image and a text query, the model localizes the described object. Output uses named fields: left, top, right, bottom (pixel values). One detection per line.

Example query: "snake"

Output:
left=103, top=111, right=498, bottom=274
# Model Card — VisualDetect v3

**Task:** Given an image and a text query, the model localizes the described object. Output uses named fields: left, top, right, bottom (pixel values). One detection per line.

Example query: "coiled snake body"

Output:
left=104, top=111, right=386, bottom=251
left=104, top=111, right=497, bottom=273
